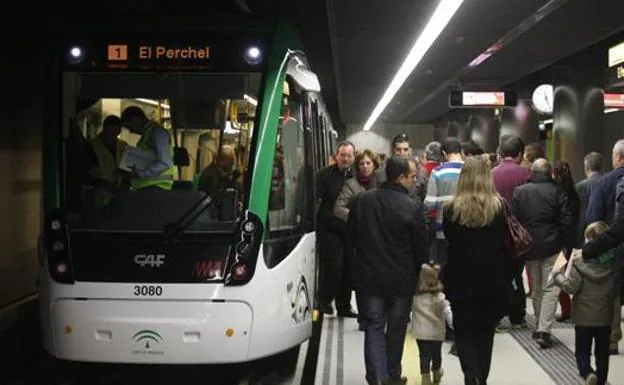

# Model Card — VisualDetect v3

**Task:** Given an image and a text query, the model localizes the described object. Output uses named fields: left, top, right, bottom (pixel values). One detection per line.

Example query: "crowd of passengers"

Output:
left=316, top=134, right=624, bottom=385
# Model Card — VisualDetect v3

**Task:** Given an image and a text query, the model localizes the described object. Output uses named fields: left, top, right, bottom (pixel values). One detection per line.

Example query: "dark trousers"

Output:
left=416, top=340, right=443, bottom=374
left=455, top=326, right=495, bottom=385
left=356, top=289, right=367, bottom=326
left=509, top=260, right=527, bottom=324
left=364, top=295, right=411, bottom=383
left=318, top=230, right=352, bottom=311
left=575, top=326, right=611, bottom=385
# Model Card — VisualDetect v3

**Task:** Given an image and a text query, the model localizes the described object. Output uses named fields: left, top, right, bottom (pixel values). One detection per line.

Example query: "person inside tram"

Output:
left=86, top=115, right=130, bottom=194
left=120, top=105, right=176, bottom=191
left=197, top=144, right=238, bottom=197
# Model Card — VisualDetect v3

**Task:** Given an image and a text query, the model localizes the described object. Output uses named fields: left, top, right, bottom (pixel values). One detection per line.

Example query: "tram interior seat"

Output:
left=173, top=146, right=194, bottom=190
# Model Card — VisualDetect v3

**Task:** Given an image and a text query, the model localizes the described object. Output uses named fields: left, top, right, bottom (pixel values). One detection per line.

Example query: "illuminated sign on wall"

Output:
left=605, top=64, right=624, bottom=90
left=462, top=92, right=505, bottom=106
left=604, top=93, right=624, bottom=108
left=449, top=90, right=517, bottom=108
left=609, top=41, right=624, bottom=68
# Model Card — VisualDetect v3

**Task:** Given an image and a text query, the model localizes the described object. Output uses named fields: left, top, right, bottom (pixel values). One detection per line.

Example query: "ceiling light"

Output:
left=362, top=0, right=464, bottom=131
left=244, top=94, right=258, bottom=106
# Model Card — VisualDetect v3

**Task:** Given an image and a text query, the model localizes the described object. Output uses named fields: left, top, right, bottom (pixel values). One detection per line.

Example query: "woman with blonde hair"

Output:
left=442, top=156, right=509, bottom=385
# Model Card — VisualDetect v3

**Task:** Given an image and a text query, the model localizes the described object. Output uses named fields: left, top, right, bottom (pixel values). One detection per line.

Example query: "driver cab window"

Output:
left=267, top=78, right=306, bottom=235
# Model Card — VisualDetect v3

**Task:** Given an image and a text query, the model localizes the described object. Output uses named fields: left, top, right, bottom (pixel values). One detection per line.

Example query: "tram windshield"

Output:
left=61, top=71, right=260, bottom=232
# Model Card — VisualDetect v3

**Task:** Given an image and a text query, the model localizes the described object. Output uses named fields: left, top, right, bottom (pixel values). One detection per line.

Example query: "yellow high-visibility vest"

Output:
left=131, top=122, right=175, bottom=190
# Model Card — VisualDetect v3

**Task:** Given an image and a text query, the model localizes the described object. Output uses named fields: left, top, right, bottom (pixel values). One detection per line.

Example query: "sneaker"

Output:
left=495, top=324, right=511, bottom=333
left=510, top=322, right=528, bottom=329
left=585, top=373, right=598, bottom=385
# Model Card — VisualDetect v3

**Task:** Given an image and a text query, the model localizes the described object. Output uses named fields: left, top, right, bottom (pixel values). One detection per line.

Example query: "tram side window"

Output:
left=267, top=81, right=306, bottom=235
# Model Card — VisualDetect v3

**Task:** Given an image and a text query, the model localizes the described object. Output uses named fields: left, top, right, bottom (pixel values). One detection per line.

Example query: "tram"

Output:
left=38, top=15, right=338, bottom=365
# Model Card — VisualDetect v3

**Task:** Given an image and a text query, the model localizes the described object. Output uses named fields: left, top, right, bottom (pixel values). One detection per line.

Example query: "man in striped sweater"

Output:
left=424, top=137, right=464, bottom=266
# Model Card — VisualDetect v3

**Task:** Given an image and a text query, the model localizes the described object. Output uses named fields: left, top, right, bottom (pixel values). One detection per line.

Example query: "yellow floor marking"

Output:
left=402, top=330, right=422, bottom=385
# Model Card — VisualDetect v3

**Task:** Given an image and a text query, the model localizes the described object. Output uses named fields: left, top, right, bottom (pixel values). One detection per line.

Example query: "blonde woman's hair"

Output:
left=417, top=264, right=444, bottom=294
left=585, top=221, right=610, bottom=242
left=446, top=156, right=501, bottom=227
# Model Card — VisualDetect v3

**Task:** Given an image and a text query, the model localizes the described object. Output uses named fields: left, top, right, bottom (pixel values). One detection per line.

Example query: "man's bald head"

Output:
left=218, top=145, right=235, bottom=170
left=531, top=158, right=552, bottom=175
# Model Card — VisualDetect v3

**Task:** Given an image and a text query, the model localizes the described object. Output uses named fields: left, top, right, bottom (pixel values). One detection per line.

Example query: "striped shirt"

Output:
left=424, top=161, right=464, bottom=238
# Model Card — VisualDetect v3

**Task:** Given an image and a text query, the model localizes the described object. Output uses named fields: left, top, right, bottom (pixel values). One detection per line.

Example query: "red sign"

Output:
left=605, top=93, right=624, bottom=108
left=193, top=260, right=223, bottom=280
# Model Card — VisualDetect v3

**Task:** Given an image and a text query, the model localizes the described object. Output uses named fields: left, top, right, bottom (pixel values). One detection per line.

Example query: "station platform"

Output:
left=314, top=302, right=624, bottom=385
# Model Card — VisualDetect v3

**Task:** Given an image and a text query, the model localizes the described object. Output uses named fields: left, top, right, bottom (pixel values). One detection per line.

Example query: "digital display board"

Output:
left=462, top=91, right=505, bottom=106
left=605, top=64, right=624, bottom=90
left=604, top=93, right=624, bottom=108
left=449, top=90, right=517, bottom=108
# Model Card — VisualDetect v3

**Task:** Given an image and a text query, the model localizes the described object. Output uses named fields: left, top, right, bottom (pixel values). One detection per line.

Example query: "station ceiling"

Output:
left=12, top=0, right=624, bottom=130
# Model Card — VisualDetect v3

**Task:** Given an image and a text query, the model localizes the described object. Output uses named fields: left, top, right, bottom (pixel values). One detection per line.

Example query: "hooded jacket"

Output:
left=553, top=254, right=619, bottom=327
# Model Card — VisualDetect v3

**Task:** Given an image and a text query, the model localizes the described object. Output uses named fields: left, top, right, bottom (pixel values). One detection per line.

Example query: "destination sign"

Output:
left=60, top=33, right=268, bottom=71
left=107, top=44, right=211, bottom=61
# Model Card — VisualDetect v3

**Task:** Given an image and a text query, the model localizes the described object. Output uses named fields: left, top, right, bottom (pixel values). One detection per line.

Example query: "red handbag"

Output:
left=501, top=199, right=533, bottom=258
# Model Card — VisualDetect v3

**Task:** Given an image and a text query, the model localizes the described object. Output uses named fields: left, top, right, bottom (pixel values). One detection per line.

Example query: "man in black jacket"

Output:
left=349, top=157, right=428, bottom=385
left=316, top=141, right=356, bottom=316
left=512, top=158, right=573, bottom=349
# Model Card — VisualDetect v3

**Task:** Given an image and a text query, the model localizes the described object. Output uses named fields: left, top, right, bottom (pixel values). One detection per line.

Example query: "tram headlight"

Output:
left=56, top=262, right=68, bottom=274
left=68, top=46, right=84, bottom=64
left=243, top=45, right=262, bottom=65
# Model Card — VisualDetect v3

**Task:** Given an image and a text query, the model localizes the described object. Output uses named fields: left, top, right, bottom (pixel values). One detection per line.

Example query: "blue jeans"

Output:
left=364, top=295, right=411, bottom=382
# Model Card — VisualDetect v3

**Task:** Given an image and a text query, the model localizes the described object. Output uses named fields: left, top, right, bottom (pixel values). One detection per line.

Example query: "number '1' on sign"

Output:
left=108, top=45, right=128, bottom=61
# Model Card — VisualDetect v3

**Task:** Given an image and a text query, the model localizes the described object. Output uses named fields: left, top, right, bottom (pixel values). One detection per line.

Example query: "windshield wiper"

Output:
left=163, top=194, right=214, bottom=243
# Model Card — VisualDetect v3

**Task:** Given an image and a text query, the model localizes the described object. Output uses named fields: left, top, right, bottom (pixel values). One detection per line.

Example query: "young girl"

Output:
left=552, top=221, right=619, bottom=385
left=411, top=264, right=453, bottom=385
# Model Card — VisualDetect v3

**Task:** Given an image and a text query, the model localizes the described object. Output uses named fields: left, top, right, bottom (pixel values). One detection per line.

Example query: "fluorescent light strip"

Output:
left=135, top=98, right=170, bottom=110
left=362, top=0, right=464, bottom=131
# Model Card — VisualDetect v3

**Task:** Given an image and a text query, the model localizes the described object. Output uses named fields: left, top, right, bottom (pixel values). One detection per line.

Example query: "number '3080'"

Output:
left=133, top=285, right=163, bottom=296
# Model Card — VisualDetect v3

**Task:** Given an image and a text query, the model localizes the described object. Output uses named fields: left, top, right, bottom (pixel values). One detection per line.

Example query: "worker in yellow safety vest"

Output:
left=120, top=106, right=175, bottom=190
left=86, top=115, right=129, bottom=204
